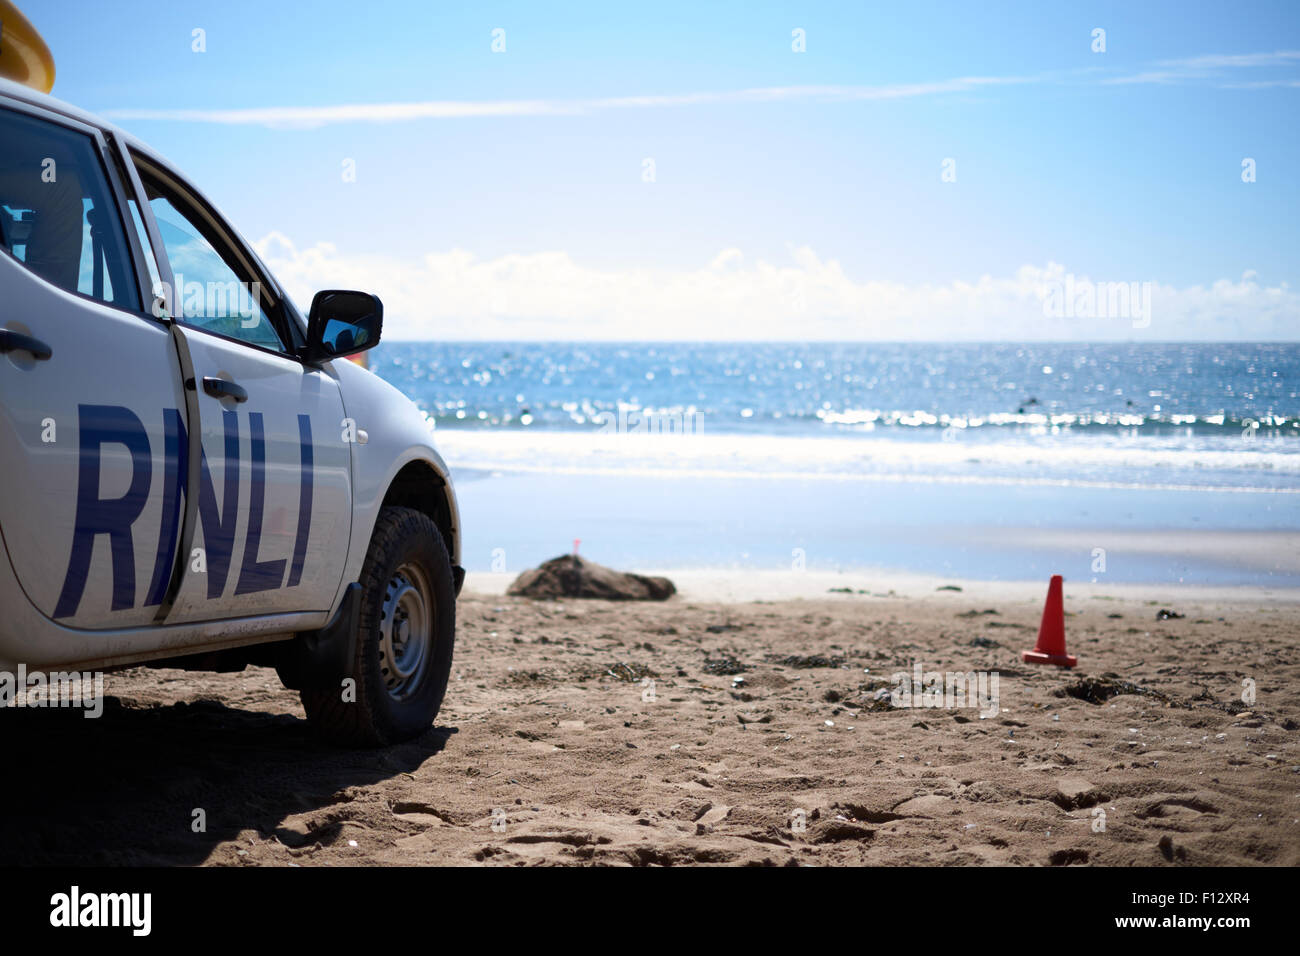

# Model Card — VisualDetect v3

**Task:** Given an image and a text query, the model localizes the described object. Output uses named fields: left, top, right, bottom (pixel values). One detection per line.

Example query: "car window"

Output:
left=0, top=107, right=140, bottom=310
left=143, top=180, right=286, bottom=352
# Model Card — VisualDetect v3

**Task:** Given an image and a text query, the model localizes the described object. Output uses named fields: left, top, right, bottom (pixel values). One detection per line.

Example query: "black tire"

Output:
left=301, top=506, right=456, bottom=746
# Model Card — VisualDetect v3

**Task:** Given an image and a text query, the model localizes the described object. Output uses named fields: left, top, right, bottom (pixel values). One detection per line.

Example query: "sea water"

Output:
left=370, top=342, right=1300, bottom=585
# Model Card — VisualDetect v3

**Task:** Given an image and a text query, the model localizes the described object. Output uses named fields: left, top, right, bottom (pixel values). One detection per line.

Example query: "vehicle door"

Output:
left=129, top=155, right=352, bottom=622
left=0, top=101, right=186, bottom=629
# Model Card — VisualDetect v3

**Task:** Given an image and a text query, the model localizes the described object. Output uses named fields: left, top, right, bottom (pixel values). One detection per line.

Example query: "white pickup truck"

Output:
left=0, top=76, right=463, bottom=745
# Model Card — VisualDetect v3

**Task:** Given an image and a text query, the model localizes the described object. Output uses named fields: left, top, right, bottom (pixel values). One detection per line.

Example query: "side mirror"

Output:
left=305, top=290, right=383, bottom=363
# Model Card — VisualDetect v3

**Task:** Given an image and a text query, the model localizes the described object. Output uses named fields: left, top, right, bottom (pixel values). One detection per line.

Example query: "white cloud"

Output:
left=102, top=50, right=1300, bottom=128
left=1105, top=48, right=1300, bottom=85
left=1102, top=70, right=1196, bottom=86
left=254, top=233, right=1299, bottom=341
left=102, top=76, right=1034, bottom=128
left=1160, top=51, right=1300, bottom=69
left=1221, top=79, right=1300, bottom=90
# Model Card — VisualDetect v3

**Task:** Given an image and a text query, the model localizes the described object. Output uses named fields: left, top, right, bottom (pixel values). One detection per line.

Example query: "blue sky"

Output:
left=24, top=0, right=1300, bottom=340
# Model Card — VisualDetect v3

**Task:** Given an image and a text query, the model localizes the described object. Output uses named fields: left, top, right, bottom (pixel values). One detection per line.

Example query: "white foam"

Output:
left=434, top=429, right=1300, bottom=493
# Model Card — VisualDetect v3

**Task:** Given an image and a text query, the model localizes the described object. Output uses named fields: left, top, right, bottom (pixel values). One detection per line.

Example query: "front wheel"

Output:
left=301, top=506, right=456, bottom=746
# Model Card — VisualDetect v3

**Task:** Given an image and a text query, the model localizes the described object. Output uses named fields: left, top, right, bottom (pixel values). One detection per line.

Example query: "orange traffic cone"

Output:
left=1022, top=574, right=1077, bottom=667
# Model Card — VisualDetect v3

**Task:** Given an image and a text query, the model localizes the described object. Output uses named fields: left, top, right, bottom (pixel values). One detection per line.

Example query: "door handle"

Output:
left=0, top=329, right=53, bottom=361
left=201, top=376, right=248, bottom=403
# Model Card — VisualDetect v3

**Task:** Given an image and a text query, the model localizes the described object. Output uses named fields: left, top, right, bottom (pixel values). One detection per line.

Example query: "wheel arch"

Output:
left=379, top=457, right=461, bottom=573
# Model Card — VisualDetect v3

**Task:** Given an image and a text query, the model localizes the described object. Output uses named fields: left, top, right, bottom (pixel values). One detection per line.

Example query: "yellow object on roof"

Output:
left=0, top=0, right=54, bottom=93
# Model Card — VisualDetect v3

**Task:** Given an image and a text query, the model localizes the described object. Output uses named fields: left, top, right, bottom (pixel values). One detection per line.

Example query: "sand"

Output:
left=2, top=575, right=1297, bottom=866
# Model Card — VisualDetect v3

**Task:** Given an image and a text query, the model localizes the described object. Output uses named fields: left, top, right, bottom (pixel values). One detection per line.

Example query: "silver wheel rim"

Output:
left=378, top=561, right=433, bottom=700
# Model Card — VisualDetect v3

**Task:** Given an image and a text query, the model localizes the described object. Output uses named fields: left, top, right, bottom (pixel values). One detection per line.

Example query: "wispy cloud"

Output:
left=102, top=75, right=1034, bottom=128
left=1104, top=49, right=1300, bottom=85
left=1162, top=51, right=1300, bottom=69
left=1221, top=79, right=1300, bottom=90
left=102, top=50, right=1299, bottom=128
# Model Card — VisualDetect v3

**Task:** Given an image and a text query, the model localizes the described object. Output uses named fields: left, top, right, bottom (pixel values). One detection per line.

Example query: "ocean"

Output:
left=369, top=342, right=1300, bottom=586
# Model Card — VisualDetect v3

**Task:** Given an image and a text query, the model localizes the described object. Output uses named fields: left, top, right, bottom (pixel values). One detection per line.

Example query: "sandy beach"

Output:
left=3, top=573, right=1296, bottom=867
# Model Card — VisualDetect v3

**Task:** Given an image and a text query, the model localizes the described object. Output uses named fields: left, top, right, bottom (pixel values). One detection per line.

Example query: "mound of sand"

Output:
left=506, top=555, right=675, bottom=601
